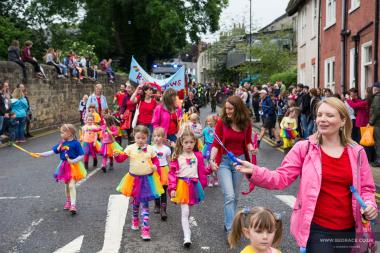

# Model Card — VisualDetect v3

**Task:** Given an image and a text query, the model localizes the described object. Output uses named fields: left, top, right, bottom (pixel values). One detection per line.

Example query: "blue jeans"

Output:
left=0, top=116, right=3, bottom=135
left=16, top=117, right=26, bottom=141
left=300, top=114, right=314, bottom=139
left=217, top=154, right=244, bottom=232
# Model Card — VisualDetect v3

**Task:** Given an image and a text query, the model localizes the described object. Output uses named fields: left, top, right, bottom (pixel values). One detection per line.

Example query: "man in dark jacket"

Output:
left=258, top=90, right=281, bottom=146
left=369, top=82, right=380, bottom=167
left=300, top=86, right=313, bottom=138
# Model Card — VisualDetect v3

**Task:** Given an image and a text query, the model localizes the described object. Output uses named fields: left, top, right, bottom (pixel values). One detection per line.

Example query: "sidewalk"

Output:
left=251, top=120, right=380, bottom=189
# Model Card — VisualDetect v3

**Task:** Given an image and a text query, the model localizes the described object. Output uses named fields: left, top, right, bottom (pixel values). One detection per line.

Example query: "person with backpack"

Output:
left=235, top=97, right=377, bottom=253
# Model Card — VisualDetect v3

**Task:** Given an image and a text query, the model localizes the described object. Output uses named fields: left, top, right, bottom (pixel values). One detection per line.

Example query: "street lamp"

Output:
left=249, top=0, right=252, bottom=81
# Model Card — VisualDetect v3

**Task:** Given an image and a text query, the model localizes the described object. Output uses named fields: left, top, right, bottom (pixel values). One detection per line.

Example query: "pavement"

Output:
left=0, top=104, right=378, bottom=253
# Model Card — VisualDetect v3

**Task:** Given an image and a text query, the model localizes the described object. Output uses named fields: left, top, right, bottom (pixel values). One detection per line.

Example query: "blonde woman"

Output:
left=235, top=97, right=378, bottom=252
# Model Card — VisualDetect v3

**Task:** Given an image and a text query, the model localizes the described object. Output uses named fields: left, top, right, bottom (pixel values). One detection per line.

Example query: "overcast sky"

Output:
left=201, top=0, right=289, bottom=42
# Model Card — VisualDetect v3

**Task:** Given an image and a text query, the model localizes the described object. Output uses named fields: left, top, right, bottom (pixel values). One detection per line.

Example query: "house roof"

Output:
left=286, top=0, right=306, bottom=16
left=258, top=13, right=288, bottom=32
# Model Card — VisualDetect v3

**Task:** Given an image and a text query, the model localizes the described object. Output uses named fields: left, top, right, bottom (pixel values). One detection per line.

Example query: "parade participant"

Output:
left=203, top=115, right=218, bottom=187
left=34, top=124, right=86, bottom=214
left=279, top=107, right=299, bottom=153
left=86, top=83, right=108, bottom=117
left=130, top=83, right=158, bottom=144
left=120, top=82, right=136, bottom=144
left=152, top=88, right=181, bottom=144
left=235, top=97, right=378, bottom=252
left=86, top=104, right=101, bottom=125
left=96, top=115, right=119, bottom=173
left=152, top=127, right=172, bottom=220
left=168, top=126, right=207, bottom=248
left=209, top=95, right=254, bottom=235
left=228, top=207, right=283, bottom=253
left=78, top=94, right=88, bottom=126
left=113, top=83, right=126, bottom=110
left=186, top=113, right=203, bottom=139
left=80, top=114, right=99, bottom=170
left=114, top=125, right=163, bottom=241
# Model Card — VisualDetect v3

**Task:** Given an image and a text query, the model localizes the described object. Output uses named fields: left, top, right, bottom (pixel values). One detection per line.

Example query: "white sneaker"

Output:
left=183, top=239, right=192, bottom=248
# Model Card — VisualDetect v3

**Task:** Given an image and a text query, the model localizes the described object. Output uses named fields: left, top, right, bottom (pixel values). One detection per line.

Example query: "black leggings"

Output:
left=11, top=60, right=27, bottom=81
left=155, top=186, right=167, bottom=206
left=306, top=223, right=356, bottom=253
left=24, top=59, right=41, bottom=73
left=47, top=62, right=62, bottom=75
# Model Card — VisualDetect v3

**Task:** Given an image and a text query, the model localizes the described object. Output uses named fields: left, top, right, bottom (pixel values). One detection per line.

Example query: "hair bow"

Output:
left=157, top=152, right=164, bottom=157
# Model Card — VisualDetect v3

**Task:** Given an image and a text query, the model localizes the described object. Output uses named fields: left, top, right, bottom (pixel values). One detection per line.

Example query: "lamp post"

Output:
left=249, top=0, right=252, bottom=81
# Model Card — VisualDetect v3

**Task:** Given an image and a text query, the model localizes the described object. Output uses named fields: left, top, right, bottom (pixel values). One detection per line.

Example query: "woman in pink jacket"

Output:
left=152, top=88, right=182, bottom=145
left=236, top=97, right=378, bottom=253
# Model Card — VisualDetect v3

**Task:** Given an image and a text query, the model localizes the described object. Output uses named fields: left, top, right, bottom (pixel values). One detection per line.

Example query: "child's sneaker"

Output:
left=131, top=217, right=139, bottom=231
left=183, top=239, right=192, bottom=248
left=213, top=178, right=219, bottom=186
left=64, top=200, right=71, bottom=210
left=69, top=205, right=77, bottom=215
left=208, top=180, right=213, bottom=187
left=101, top=167, right=106, bottom=173
left=141, top=226, right=151, bottom=240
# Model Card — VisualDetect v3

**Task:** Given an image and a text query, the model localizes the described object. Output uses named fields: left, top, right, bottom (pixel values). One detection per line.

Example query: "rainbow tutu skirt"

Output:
left=99, top=142, right=123, bottom=157
left=280, top=128, right=298, bottom=139
left=54, top=161, right=87, bottom=183
left=116, top=172, right=164, bottom=202
left=157, top=165, right=169, bottom=186
left=171, top=177, right=205, bottom=206
left=83, top=142, right=99, bottom=156
left=202, top=143, right=212, bottom=159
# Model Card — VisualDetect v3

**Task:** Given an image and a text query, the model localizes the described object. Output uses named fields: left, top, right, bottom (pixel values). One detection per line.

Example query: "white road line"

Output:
left=53, top=235, right=84, bottom=253
left=275, top=195, right=296, bottom=208
left=189, top=216, right=198, bottom=227
left=76, top=167, right=102, bottom=187
left=10, top=218, right=44, bottom=253
left=98, top=195, right=130, bottom=253
left=0, top=196, right=40, bottom=200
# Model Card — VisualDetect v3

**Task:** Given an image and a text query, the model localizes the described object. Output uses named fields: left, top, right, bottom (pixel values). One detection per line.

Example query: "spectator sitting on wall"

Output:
left=100, top=59, right=115, bottom=84
left=44, top=48, right=64, bottom=78
left=8, top=40, right=27, bottom=83
left=21, top=40, right=47, bottom=79
left=54, top=50, right=68, bottom=78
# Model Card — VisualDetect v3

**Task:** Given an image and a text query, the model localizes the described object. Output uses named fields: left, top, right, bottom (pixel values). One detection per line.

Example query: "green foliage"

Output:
left=269, top=68, right=297, bottom=85
left=59, top=40, right=98, bottom=64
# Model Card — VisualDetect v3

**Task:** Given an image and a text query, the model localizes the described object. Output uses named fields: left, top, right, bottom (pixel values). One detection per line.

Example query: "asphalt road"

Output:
left=0, top=105, right=378, bottom=253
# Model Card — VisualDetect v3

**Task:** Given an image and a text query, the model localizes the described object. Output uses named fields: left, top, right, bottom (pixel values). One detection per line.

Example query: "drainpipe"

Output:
left=374, top=0, right=379, bottom=82
left=341, top=0, right=348, bottom=94
left=317, top=0, right=322, bottom=88
left=352, top=22, right=374, bottom=90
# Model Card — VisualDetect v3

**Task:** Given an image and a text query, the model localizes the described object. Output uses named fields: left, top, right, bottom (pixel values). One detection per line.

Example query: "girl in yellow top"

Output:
left=114, top=125, right=163, bottom=241
left=279, top=107, right=299, bottom=151
left=80, top=114, right=99, bottom=170
left=229, top=207, right=283, bottom=253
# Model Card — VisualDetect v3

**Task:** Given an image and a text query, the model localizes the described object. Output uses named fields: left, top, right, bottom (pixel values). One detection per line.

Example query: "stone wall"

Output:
left=0, top=61, right=127, bottom=132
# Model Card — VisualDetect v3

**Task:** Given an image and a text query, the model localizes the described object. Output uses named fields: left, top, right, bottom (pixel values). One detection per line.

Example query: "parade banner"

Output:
left=129, top=56, right=185, bottom=91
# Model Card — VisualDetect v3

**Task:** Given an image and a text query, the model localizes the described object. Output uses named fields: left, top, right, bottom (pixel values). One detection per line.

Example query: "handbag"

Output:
left=131, top=102, right=140, bottom=128
left=120, top=110, right=132, bottom=130
left=360, top=126, right=375, bottom=147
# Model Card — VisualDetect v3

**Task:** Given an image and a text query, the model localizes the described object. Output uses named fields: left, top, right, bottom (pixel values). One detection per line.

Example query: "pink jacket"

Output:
left=346, top=99, right=369, bottom=127
left=152, top=104, right=182, bottom=135
left=250, top=135, right=377, bottom=250
left=168, top=151, right=207, bottom=194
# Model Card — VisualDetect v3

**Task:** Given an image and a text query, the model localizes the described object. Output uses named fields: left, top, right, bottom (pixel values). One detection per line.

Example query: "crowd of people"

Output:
left=4, top=78, right=378, bottom=253
left=7, top=39, right=115, bottom=84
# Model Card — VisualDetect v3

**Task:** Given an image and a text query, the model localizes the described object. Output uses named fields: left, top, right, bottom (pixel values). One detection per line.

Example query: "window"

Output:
left=350, top=0, right=360, bottom=12
left=361, top=42, right=372, bottom=97
left=312, top=0, right=318, bottom=36
left=349, top=48, right=356, bottom=89
left=325, top=0, right=336, bottom=28
left=325, top=58, right=335, bottom=92
left=299, top=7, right=307, bottom=45
left=299, top=67, right=305, bottom=84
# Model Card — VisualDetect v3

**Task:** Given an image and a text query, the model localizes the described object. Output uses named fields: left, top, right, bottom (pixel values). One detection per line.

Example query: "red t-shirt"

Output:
left=212, top=120, right=247, bottom=157
left=312, top=147, right=355, bottom=230
left=167, top=112, right=178, bottom=135
left=137, top=98, right=157, bottom=125
left=96, top=96, right=102, bottom=116
left=114, top=92, right=126, bottom=107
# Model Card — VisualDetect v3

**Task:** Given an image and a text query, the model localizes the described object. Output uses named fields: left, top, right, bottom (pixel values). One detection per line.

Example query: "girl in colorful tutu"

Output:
left=228, top=207, right=283, bottom=253
left=168, top=126, right=207, bottom=248
left=279, top=107, right=299, bottom=152
left=114, top=125, right=163, bottom=241
left=34, top=124, right=87, bottom=214
left=80, top=114, right=100, bottom=170
left=202, top=115, right=218, bottom=187
left=95, top=115, right=121, bottom=173
left=152, top=127, right=172, bottom=221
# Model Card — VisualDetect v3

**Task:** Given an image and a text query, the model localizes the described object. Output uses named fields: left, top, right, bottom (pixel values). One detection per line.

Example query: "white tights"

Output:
left=65, top=180, right=76, bottom=205
left=181, top=204, right=191, bottom=242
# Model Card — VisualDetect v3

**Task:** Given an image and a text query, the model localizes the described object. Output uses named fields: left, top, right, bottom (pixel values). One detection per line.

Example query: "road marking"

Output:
left=76, top=167, right=102, bottom=187
left=275, top=195, right=296, bottom=208
left=189, top=216, right=198, bottom=227
left=261, top=137, right=284, bottom=153
left=0, top=196, right=40, bottom=200
left=11, top=218, right=44, bottom=253
left=53, top=235, right=84, bottom=253
left=201, top=246, right=210, bottom=252
left=98, top=195, right=130, bottom=253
